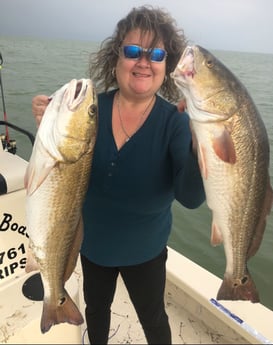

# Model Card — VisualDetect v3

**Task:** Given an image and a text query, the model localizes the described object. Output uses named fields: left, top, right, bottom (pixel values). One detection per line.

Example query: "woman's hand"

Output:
left=177, top=99, right=187, bottom=113
left=32, top=95, right=51, bottom=127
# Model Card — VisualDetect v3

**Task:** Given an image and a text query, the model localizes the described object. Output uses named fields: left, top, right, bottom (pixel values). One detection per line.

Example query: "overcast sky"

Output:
left=0, top=0, right=272, bottom=54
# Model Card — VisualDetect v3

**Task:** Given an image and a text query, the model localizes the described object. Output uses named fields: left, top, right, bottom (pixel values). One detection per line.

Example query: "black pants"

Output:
left=80, top=248, right=171, bottom=344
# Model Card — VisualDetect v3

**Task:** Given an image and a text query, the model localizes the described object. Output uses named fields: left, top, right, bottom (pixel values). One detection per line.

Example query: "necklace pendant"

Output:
left=117, top=91, right=155, bottom=145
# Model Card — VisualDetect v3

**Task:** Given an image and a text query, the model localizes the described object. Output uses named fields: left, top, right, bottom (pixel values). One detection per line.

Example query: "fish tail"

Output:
left=41, top=290, right=84, bottom=333
left=217, top=272, right=260, bottom=303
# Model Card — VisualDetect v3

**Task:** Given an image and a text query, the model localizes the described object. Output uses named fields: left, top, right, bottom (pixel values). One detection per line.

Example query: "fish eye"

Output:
left=88, top=104, right=97, bottom=117
left=206, top=59, right=214, bottom=68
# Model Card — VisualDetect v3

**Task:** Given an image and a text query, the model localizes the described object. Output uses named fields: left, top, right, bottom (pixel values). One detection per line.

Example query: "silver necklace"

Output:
left=117, top=92, right=155, bottom=142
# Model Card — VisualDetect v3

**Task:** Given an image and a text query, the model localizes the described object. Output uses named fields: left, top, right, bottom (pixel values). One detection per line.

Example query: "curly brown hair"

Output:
left=89, top=6, right=187, bottom=103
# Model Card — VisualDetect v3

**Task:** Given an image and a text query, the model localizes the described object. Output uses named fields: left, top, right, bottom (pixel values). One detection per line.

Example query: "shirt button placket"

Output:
left=108, top=161, right=116, bottom=177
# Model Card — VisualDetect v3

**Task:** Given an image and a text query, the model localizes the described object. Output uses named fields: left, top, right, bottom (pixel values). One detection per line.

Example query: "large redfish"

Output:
left=171, top=45, right=273, bottom=302
left=24, top=79, right=97, bottom=332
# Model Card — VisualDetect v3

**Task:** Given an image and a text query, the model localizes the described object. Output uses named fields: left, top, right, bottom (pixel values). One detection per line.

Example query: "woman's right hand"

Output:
left=32, top=95, right=51, bottom=127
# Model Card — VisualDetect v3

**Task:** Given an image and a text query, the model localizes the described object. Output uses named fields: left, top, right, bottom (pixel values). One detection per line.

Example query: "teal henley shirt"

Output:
left=81, top=90, right=205, bottom=266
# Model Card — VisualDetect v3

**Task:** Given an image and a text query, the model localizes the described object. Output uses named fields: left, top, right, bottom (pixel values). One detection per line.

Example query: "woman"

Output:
left=32, top=6, right=205, bottom=344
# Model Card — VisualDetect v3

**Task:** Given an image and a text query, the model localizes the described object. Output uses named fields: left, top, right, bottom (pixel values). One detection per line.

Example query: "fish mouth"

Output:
left=179, top=46, right=196, bottom=77
left=171, top=46, right=195, bottom=84
left=66, top=79, right=90, bottom=112
left=75, top=81, right=83, bottom=99
left=74, top=80, right=90, bottom=100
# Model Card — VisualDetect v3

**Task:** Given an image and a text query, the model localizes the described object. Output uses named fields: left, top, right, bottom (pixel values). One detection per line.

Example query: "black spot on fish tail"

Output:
left=59, top=296, right=66, bottom=306
left=217, top=273, right=260, bottom=303
left=241, top=276, right=248, bottom=285
left=40, top=291, right=84, bottom=333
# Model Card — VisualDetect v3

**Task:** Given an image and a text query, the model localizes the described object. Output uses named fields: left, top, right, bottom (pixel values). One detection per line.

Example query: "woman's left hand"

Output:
left=177, top=99, right=187, bottom=113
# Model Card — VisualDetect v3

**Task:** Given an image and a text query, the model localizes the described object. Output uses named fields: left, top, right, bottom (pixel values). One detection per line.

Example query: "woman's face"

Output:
left=116, top=29, right=166, bottom=100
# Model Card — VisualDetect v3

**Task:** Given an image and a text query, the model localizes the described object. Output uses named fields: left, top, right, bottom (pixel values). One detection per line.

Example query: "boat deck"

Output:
left=0, top=266, right=248, bottom=345
left=101, top=277, right=248, bottom=345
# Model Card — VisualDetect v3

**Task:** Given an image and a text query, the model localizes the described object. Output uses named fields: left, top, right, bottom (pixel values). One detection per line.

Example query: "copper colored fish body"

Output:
left=172, top=46, right=273, bottom=303
left=24, top=79, right=97, bottom=332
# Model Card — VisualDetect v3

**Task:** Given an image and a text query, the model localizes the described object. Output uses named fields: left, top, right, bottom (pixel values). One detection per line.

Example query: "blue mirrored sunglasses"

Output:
left=121, top=45, right=167, bottom=63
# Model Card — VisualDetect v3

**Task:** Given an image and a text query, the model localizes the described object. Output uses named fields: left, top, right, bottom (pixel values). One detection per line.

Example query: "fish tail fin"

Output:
left=217, top=272, right=259, bottom=303
left=41, top=290, right=84, bottom=333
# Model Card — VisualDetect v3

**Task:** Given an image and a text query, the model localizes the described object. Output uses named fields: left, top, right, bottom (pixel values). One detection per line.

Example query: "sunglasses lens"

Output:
left=123, top=45, right=142, bottom=59
left=150, top=48, right=166, bottom=62
left=122, top=45, right=167, bottom=62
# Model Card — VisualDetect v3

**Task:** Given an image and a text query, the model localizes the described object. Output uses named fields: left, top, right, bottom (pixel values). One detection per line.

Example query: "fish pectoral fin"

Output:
left=25, top=153, right=56, bottom=195
left=210, top=221, right=223, bottom=246
left=212, top=128, right=236, bottom=164
left=25, top=246, right=39, bottom=273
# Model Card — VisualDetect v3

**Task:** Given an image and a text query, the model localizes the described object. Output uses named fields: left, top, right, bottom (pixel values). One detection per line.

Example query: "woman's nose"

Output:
left=136, top=54, right=150, bottom=66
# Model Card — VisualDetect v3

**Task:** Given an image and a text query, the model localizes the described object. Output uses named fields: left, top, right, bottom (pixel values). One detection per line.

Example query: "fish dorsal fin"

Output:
left=212, top=126, right=236, bottom=164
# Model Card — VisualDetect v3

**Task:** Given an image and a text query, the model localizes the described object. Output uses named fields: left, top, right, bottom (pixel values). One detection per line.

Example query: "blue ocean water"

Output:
left=0, top=35, right=272, bottom=310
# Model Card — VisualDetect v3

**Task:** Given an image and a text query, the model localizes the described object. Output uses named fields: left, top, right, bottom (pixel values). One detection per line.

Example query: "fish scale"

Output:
left=24, top=78, right=97, bottom=333
left=172, top=45, right=273, bottom=303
